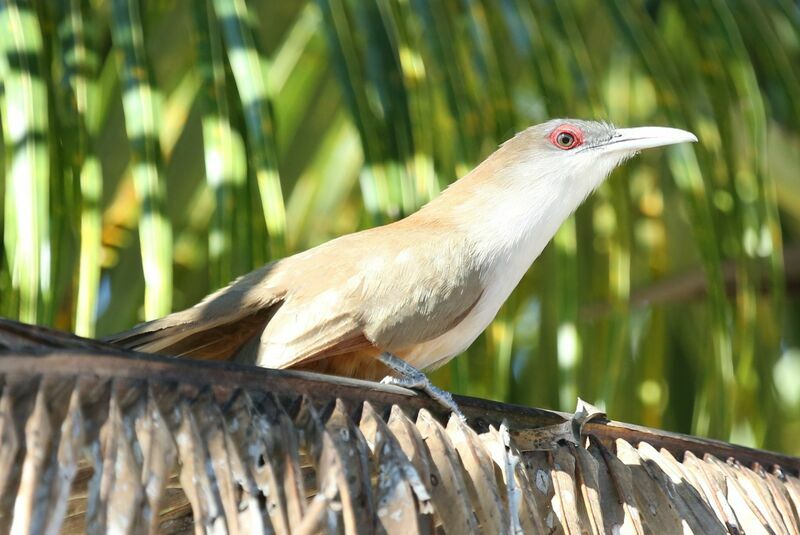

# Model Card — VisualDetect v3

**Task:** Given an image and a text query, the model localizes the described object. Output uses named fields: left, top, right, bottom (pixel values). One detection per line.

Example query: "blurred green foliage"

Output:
left=0, top=0, right=798, bottom=453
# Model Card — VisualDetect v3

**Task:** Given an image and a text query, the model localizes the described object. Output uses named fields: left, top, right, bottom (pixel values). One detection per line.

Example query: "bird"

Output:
left=106, top=119, right=697, bottom=415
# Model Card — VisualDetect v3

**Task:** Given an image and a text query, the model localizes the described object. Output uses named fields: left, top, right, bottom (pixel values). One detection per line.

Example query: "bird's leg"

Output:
left=378, top=352, right=465, bottom=420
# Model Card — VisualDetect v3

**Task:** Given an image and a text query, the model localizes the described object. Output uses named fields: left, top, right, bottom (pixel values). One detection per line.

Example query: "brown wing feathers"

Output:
left=104, top=302, right=281, bottom=361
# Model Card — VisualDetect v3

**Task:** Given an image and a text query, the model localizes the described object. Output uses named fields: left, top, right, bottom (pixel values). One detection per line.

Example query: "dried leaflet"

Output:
left=385, top=408, right=437, bottom=534
left=570, top=444, right=605, bottom=533
left=63, top=378, right=114, bottom=533
left=324, top=399, right=374, bottom=534
left=614, top=439, right=686, bottom=534
left=549, top=447, right=582, bottom=534
left=0, top=377, right=38, bottom=534
left=519, top=450, right=559, bottom=532
left=195, top=395, right=243, bottom=534
left=22, top=377, right=73, bottom=534
left=415, top=409, right=477, bottom=534
left=275, top=400, right=308, bottom=527
left=730, top=460, right=789, bottom=532
left=267, top=393, right=308, bottom=534
left=291, top=396, right=325, bottom=495
left=702, top=453, right=768, bottom=534
left=504, top=434, right=546, bottom=534
left=567, top=399, right=611, bottom=532
left=175, top=400, right=226, bottom=533
left=98, top=389, right=146, bottom=534
left=369, top=405, right=432, bottom=509
left=680, top=451, right=740, bottom=531
left=781, top=469, right=800, bottom=526
left=756, top=464, right=799, bottom=535
left=219, top=392, right=269, bottom=534
left=636, top=442, right=724, bottom=533
left=0, top=387, right=19, bottom=504
left=480, top=424, right=524, bottom=534
left=44, top=386, right=84, bottom=535
left=135, top=388, right=177, bottom=533
left=248, top=396, right=294, bottom=535
left=720, top=457, right=785, bottom=531
left=447, top=415, right=507, bottom=534
left=587, top=438, right=644, bottom=535
left=386, top=405, right=435, bottom=496
left=312, top=430, right=345, bottom=535
left=292, top=396, right=343, bottom=534
left=11, top=385, right=52, bottom=534
left=360, top=402, right=431, bottom=534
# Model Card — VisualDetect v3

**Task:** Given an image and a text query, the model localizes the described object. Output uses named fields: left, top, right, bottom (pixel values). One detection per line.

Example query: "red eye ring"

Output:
left=549, top=125, right=584, bottom=150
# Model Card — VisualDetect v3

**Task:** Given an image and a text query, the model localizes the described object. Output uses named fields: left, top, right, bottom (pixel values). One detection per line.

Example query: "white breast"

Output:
left=400, top=161, right=584, bottom=371
left=403, top=221, right=552, bottom=370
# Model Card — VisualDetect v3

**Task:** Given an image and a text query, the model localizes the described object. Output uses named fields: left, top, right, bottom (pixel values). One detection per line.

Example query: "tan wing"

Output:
left=253, top=223, right=483, bottom=370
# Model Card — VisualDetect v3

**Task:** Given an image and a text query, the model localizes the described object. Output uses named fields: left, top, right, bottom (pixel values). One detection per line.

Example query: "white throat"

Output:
left=404, top=155, right=614, bottom=368
left=400, top=120, right=696, bottom=369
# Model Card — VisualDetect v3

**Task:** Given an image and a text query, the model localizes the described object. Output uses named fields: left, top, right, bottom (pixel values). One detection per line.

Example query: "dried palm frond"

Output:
left=0, top=318, right=798, bottom=533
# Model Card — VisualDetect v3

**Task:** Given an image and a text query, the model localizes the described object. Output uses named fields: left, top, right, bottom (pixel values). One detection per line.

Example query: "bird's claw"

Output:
left=379, top=352, right=465, bottom=420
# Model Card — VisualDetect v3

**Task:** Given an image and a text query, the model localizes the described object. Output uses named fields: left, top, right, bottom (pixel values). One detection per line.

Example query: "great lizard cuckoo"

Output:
left=107, top=119, right=698, bottom=416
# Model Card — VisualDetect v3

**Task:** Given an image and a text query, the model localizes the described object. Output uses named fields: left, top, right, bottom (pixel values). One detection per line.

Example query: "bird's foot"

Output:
left=379, top=352, right=465, bottom=420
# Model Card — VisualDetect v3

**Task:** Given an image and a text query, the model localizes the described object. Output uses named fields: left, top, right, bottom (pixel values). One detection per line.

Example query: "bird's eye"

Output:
left=549, top=126, right=583, bottom=150
left=557, top=132, right=575, bottom=147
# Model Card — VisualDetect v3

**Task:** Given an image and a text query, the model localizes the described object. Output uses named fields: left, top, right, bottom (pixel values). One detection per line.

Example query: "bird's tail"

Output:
left=104, top=304, right=279, bottom=361
left=105, top=262, right=285, bottom=361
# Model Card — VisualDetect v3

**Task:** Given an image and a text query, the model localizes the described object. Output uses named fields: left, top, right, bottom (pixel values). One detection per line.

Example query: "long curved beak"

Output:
left=602, top=126, right=698, bottom=153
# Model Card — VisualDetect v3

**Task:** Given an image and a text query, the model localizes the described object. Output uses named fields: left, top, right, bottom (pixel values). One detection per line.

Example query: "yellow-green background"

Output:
left=1, top=0, right=799, bottom=454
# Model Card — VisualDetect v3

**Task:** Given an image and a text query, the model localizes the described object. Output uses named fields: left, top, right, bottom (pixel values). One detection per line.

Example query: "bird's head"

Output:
left=433, top=118, right=697, bottom=254
left=500, top=118, right=698, bottom=205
